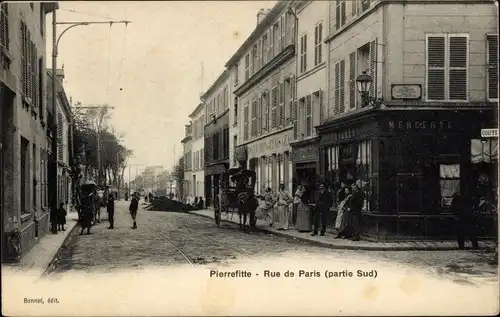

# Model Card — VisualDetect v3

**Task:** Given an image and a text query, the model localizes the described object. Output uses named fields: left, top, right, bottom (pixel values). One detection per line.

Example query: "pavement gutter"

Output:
left=186, top=210, right=494, bottom=252
left=39, top=219, right=80, bottom=278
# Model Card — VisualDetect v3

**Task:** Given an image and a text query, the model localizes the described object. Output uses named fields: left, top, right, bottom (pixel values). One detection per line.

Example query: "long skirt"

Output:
left=337, top=211, right=354, bottom=238
left=255, top=205, right=273, bottom=222
left=274, top=205, right=290, bottom=230
left=296, top=202, right=312, bottom=232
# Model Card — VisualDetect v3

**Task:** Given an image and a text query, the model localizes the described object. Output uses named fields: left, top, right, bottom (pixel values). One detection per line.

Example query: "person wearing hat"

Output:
left=129, top=194, right=139, bottom=229
left=311, top=182, right=334, bottom=236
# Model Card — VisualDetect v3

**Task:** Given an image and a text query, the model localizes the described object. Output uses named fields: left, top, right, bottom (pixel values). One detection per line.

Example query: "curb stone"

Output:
left=40, top=220, right=80, bottom=279
left=187, top=210, right=495, bottom=252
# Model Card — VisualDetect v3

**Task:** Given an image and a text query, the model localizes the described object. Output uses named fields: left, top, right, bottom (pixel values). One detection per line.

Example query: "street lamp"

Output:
left=356, top=71, right=372, bottom=107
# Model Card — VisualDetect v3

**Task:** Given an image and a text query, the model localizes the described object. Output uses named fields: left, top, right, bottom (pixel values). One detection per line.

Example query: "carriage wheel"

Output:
left=214, top=197, right=221, bottom=227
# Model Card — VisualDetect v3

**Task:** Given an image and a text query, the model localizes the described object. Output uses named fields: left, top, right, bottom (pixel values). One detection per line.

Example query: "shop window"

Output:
left=326, top=145, right=340, bottom=205
left=356, top=140, right=372, bottom=211
left=439, top=164, right=460, bottom=210
left=277, top=154, right=284, bottom=186
left=471, top=139, right=498, bottom=164
left=470, top=139, right=498, bottom=205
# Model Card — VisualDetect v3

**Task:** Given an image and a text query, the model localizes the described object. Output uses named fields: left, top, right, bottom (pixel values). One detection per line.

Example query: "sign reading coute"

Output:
left=247, top=131, right=293, bottom=158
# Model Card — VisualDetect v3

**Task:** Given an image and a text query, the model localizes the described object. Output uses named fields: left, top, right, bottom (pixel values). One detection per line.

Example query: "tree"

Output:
left=172, top=157, right=184, bottom=198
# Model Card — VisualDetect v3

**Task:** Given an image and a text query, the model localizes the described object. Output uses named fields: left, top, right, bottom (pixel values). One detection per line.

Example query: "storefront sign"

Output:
left=481, top=128, right=499, bottom=138
left=391, top=84, right=422, bottom=100
left=292, top=145, right=319, bottom=163
left=388, top=120, right=453, bottom=131
left=320, top=122, right=378, bottom=145
left=247, top=130, right=293, bottom=158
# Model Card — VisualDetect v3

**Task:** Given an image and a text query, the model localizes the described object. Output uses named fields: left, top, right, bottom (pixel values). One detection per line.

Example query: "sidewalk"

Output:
left=188, top=209, right=497, bottom=251
left=2, top=211, right=79, bottom=280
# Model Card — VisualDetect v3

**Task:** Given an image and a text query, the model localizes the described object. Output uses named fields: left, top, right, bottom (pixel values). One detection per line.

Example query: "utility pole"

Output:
left=50, top=11, right=131, bottom=234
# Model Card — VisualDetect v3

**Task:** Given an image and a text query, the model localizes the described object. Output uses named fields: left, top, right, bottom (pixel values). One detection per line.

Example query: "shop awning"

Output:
left=205, top=163, right=227, bottom=176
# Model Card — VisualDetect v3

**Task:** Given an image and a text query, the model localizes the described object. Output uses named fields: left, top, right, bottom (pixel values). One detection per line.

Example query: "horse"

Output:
left=236, top=191, right=259, bottom=231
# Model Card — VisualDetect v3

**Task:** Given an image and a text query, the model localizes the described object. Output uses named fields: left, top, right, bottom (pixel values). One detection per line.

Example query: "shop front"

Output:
left=243, top=128, right=294, bottom=195
left=291, top=137, right=320, bottom=202
left=318, top=108, right=497, bottom=240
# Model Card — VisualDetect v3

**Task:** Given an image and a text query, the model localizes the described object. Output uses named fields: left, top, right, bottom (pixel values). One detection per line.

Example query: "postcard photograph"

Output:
left=1, top=0, right=499, bottom=316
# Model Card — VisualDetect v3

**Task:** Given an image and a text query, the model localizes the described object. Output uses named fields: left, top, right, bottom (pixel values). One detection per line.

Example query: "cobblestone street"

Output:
left=48, top=201, right=498, bottom=286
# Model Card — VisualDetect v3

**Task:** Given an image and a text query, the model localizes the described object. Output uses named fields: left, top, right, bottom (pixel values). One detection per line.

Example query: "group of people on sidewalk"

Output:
left=254, top=181, right=364, bottom=240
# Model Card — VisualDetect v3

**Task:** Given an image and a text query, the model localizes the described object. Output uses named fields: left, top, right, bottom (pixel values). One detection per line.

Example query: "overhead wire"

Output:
left=105, top=13, right=113, bottom=103
left=59, top=8, right=117, bottom=20
left=116, top=5, right=128, bottom=85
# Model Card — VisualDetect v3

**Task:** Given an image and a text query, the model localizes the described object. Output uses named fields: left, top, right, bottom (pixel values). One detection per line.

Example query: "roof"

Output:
left=200, top=70, right=230, bottom=101
left=225, top=0, right=288, bottom=67
left=188, top=103, right=205, bottom=119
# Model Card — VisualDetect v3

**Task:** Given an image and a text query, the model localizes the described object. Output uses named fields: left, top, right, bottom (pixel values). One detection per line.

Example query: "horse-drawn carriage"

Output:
left=77, top=180, right=102, bottom=226
left=214, top=167, right=259, bottom=230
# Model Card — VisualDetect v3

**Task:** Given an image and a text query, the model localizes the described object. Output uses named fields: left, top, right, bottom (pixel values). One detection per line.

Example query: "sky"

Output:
left=46, top=1, right=276, bottom=181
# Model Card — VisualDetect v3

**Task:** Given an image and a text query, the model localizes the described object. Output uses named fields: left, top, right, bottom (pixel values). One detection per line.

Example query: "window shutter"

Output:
left=340, top=60, right=345, bottom=113
left=314, top=26, right=318, bottom=66
left=249, top=50, right=254, bottom=77
left=448, top=36, right=468, bottom=100
left=281, top=15, right=286, bottom=50
left=487, top=34, right=498, bottom=100
left=0, top=5, right=9, bottom=50
left=271, top=86, right=278, bottom=128
left=251, top=99, right=257, bottom=137
left=263, top=92, right=269, bottom=132
left=349, top=52, right=356, bottom=108
left=244, top=103, right=249, bottom=140
left=318, top=90, right=323, bottom=122
left=352, top=0, right=358, bottom=16
left=57, top=113, right=63, bottom=161
left=279, top=82, right=285, bottom=127
left=335, top=1, right=341, bottom=30
left=369, top=39, right=377, bottom=97
left=293, top=100, right=298, bottom=139
left=427, top=36, right=445, bottom=100
left=288, top=76, right=295, bottom=125
left=334, top=62, right=340, bottom=114
left=268, top=30, right=273, bottom=61
left=300, top=36, right=304, bottom=72
left=341, top=1, right=346, bottom=26
left=306, top=95, right=312, bottom=137
left=318, top=23, right=323, bottom=64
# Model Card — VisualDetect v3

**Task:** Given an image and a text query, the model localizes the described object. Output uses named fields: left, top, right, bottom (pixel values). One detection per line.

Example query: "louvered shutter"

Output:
left=289, top=76, right=295, bottom=125
left=314, top=26, right=318, bottom=66
left=449, top=36, right=468, bottom=100
left=271, top=87, right=278, bottom=128
left=249, top=49, right=254, bottom=77
left=369, top=39, right=377, bottom=97
left=340, top=60, right=345, bottom=113
left=0, top=5, right=9, bottom=50
left=349, top=52, right=356, bottom=108
left=306, top=95, right=312, bottom=137
left=352, top=0, right=358, bottom=16
left=427, top=36, right=445, bottom=100
left=57, top=113, right=63, bottom=161
left=257, top=95, right=262, bottom=135
left=279, top=82, right=285, bottom=127
left=293, top=99, right=298, bottom=139
left=251, top=99, right=257, bottom=137
left=341, top=1, right=346, bottom=27
left=281, top=16, right=286, bottom=51
left=268, top=30, right=274, bottom=61
left=334, top=62, right=340, bottom=114
left=318, top=23, right=323, bottom=64
left=335, top=1, right=341, bottom=30
left=487, top=34, right=498, bottom=100
left=318, top=90, right=323, bottom=123
left=244, top=104, right=249, bottom=140
left=263, top=92, right=269, bottom=132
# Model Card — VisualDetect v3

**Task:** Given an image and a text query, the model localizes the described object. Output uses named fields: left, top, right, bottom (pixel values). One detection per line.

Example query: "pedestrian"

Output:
left=57, top=202, right=67, bottom=231
left=79, top=193, right=93, bottom=235
left=107, top=194, right=115, bottom=229
left=336, top=187, right=353, bottom=239
left=197, top=197, right=204, bottom=209
left=144, top=194, right=148, bottom=202
left=149, top=192, right=153, bottom=202
left=452, top=193, right=479, bottom=250
left=255, top=187, right=275, bottom=226
left=292, top=184, right=305, bottom=228
left=295, top=185, right=312, bottom=232
left=350, top=182, right=363, bottom=241
left=311, top=182, right=334, bottom=236
left=275, top=184, right=293, bottom=230
left=125, top=192, right=129, bottom=201
left=129, top=194, right=139, bottom=229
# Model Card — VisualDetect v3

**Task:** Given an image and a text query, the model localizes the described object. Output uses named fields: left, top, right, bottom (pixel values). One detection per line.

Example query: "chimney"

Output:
left=257, top=8, right=271, bottom=26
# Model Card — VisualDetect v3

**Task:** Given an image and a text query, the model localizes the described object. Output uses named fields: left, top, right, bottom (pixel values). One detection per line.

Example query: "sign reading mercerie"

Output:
left=481, top=129, right=499, bottom=138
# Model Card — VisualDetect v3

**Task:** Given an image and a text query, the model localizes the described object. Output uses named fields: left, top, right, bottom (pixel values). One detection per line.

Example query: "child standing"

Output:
left=57, top=203, right=67, bottom=231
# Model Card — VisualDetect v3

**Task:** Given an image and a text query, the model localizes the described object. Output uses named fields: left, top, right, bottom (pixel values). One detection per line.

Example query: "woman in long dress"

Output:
left=336, top=187, right=353, bottom=239
left=291, top=185, right=305, bottom=228
left=275, top=184, right=294, bottom=230
left=296, top=185, right=312, bottom=232
left=255, top=188, right=275, bottom=226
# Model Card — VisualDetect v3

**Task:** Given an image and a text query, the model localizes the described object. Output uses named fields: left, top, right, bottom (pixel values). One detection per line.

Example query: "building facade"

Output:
left=319, top=0, right=498, bottom=239
left=203, top=70, right=230, bottom=208
left=189, top=103, right=205, bottom=201
left=226, top=0, right=297, bottom=195
left=289, top=0, right=329, bottom=201
left=181, top=123, right=192, bottom=201
left=1, top=2, right=57, bottom=261
left=47, top=69, right=72, bottom=210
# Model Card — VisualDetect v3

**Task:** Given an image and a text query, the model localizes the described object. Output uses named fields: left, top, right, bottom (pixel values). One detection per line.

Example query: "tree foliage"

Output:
left=72, top=102, right=133, bottom=187
left=172, top=157, right=184, bottom=196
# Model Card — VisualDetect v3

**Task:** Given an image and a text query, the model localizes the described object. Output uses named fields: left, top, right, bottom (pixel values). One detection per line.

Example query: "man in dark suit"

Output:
left=311, top=182, right=334, bottom=236
left=350, top=183, right=363, bottom=241
left=107, top=195, right=115, bottom=229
